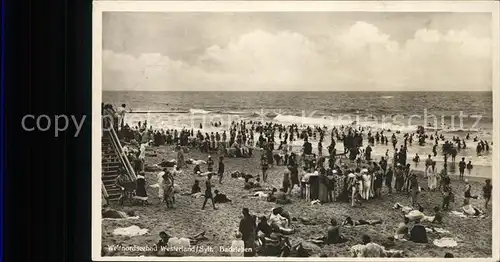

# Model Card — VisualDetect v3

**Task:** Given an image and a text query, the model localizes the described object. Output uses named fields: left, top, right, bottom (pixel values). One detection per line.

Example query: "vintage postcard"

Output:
left=92, top=1, right=499, bottom=261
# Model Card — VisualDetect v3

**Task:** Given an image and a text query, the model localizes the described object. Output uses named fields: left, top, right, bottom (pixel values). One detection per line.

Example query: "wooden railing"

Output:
left=102, top=114, right=137, bottom=182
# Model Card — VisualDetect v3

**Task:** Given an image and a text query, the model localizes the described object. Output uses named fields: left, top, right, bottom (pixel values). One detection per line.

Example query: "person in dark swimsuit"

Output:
left=483, top=179, right=492, bottom=209
left=202, top=173, right=217, bottom=210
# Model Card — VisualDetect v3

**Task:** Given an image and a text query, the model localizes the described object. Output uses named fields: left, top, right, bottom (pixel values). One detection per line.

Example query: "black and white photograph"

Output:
left=93, top=1, right=499, bottom=260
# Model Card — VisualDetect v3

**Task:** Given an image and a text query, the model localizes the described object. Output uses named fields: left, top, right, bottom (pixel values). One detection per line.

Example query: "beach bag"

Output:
left=433, top=237, right=458, bottom=247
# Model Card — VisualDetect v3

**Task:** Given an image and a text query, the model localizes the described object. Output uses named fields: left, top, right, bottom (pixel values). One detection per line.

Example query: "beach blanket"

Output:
left=251, top=191, right=269, bottom=198
left=426, top=227, right=451, bottom=234
left=393, top=202, right=413, bottom=213
left=191, top=192, right=204, bottom=198
left=310, top=200, right=321, bottom=206
left=112, top=225, right=149, bottom=236
left=450, top=211, right=467, bottom=218
left=188, top=159, right=207, bottom=165
left=433, top=237, right=458, bottom=247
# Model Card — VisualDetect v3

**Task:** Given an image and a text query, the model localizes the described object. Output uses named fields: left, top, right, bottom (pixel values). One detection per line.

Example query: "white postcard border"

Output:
left=92, top=1, right=500, bottom=261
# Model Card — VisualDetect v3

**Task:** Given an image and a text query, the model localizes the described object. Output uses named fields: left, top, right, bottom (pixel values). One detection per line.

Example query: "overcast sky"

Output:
left=102, top=12, right=492, bottom=91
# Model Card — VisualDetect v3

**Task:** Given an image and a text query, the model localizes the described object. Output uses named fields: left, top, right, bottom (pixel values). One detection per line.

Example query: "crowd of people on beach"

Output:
left=102, top=103, right=493, bottom=258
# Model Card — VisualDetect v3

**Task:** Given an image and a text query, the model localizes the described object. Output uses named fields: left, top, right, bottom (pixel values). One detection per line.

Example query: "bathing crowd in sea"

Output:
left=102, top=103, right=493, bottom=258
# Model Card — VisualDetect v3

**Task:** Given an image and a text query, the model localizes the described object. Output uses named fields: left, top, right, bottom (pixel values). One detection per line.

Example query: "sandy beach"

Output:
left=101, top=144, right=492, bottom=258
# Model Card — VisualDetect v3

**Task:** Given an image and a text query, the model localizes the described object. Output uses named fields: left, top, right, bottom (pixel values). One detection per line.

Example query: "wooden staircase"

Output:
left=101, top=114, right=137, bottom=202
left=102, top=133, right=123, bottom=201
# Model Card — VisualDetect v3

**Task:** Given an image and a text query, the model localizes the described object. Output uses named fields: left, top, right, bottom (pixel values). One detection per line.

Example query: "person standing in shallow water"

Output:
left=202, top=173, right=217, bottom=210
left=466, top=161, right=473, bottom=176
left=458, top=157, right=466, bottom=180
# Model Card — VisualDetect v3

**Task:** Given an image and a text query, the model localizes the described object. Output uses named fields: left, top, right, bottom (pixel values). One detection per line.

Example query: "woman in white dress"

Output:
left=426, top=161, right=437, bottom=191
left=157, top=170, right=165, bottom=201
left=361, top=169, right=371, bottom=200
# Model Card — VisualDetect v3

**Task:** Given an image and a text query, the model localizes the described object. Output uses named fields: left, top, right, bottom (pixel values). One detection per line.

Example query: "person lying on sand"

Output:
left=213, top=190, right=232, bottom=204
left=243, top=177, right=261, bottom=190
left=393, top=202, right=413, bottom=213
left=342, top=216, right=382, bottom=226
left=461, top=198, right=484, bottom=217
left=269, top=208, right=295, bottom=234
left=394, top=203, right=436, bottom=222
left=274, top=207, right=292, bottom=225
left=158, top=158, right=176, bottom=168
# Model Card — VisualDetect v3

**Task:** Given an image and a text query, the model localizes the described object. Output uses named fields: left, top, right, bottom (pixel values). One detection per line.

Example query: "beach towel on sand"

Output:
left=251, top=191, right=269, bottom=198
left=425, top=227, right=451, bottom=234
left=450, top=211, right=467, bottom=218
left=112, top=225, right=149, bottom=236
left=433, top=237, right=458, bottom=247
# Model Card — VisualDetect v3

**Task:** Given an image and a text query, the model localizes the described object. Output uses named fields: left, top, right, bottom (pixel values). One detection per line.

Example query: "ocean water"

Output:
left=103, top=91, right=493, bottom=176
